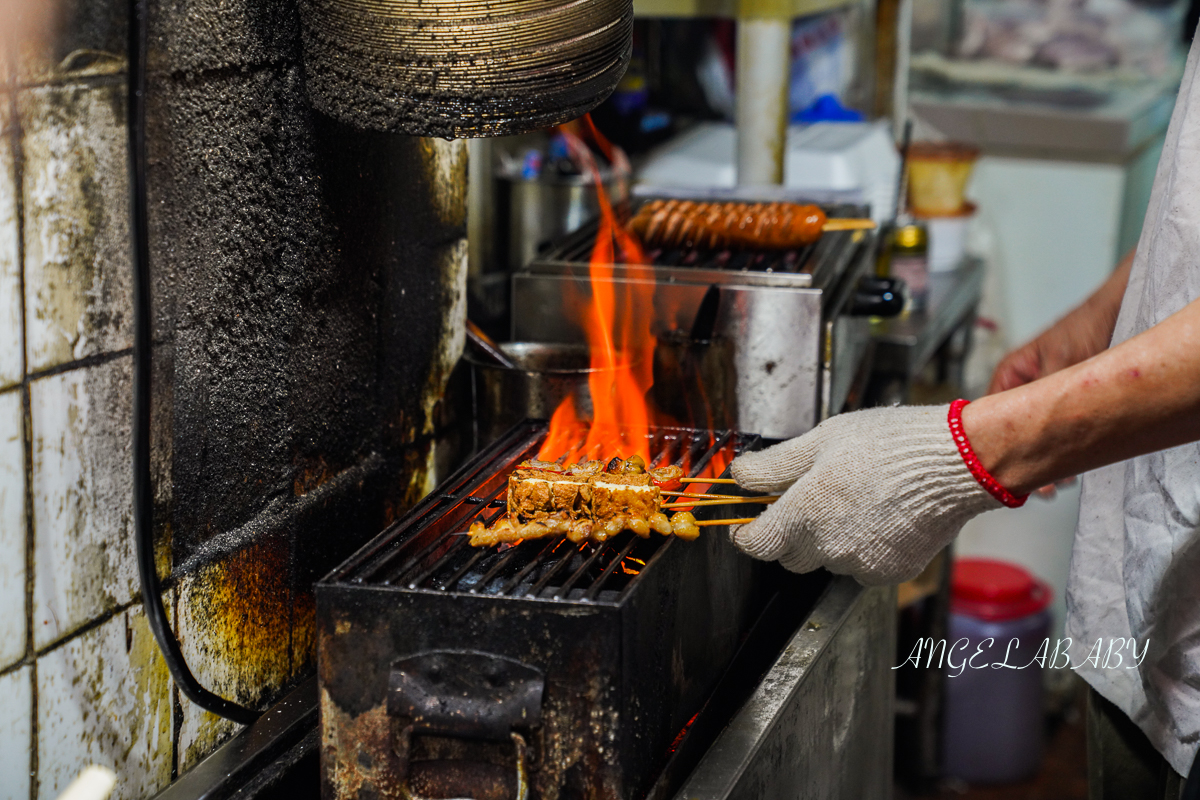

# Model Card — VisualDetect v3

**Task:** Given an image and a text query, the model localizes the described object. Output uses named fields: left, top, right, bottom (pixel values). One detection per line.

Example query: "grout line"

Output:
left=25, top=348, right=133, bottom=383
left=0, top=597, right=143, bottom=682
left=10, top=81, right=37, bottom=800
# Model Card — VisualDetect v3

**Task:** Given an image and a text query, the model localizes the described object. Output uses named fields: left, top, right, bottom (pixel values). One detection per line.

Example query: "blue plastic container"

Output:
left=941, top=558, right=1053, bottom=783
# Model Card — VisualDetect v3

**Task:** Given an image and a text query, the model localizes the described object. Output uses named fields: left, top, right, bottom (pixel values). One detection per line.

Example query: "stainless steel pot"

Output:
left=468, top=343, right=614, bottom=449
left=495, top=168, right=629, bottom=271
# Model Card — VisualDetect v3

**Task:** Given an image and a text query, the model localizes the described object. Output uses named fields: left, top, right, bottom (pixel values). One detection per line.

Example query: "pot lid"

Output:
left=951, top=557, right=1052, bottom=622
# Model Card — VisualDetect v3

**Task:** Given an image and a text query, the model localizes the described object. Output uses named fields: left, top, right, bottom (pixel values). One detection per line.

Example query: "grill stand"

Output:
left=150, top=579, right=894, bottom=800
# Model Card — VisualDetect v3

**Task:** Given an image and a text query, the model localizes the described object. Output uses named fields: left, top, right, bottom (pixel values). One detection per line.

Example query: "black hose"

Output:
left=127, top=0, right=260, bottom=726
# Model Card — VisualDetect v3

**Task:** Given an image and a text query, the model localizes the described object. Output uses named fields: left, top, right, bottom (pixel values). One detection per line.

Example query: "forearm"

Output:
left=965, top=293, right=1200, bottom=494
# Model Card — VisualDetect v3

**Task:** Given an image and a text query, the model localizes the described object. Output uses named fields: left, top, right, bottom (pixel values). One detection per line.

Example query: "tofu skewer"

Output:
left=468, top=456, right=701, bottom=547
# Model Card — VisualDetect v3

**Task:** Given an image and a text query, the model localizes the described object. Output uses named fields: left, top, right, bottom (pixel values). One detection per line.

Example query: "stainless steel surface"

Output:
left=673, top=578, right=896, bottom=800
left=467, top=342, right=611, bottom=447
left=497, top=170, right=629, bottom=271
left=513, top=209, right=872, bottom=439
left=872, top=257, right=985, bottom=379
left=512, top=273, right=825, bottom=439
left=151, top=679, right=318, bottom=800
left=825, top=313, right=873, bottom=418
left=297, top=0, right=633, bottom=137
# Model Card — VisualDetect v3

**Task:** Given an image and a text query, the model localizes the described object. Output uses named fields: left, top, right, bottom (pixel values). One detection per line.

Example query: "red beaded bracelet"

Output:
left=948, top=399, right=1028, bottom=508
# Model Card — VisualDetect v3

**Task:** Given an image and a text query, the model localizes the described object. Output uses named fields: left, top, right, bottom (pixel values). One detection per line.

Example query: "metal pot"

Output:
left=468, top=343, right=618, bottom=449
left=495, top=168, right=630, bottom=271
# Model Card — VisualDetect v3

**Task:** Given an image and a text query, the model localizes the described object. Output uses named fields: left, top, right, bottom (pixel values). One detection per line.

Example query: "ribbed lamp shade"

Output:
left=298, top=0, right=633, bottom=137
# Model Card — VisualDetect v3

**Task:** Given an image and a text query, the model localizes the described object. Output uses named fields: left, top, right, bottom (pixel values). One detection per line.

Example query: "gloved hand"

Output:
left=730, top=403, right=1017, bottom=585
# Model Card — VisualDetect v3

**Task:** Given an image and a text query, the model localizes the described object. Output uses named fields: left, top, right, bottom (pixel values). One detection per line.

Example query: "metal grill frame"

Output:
left=317, top=421, right=790, bottom=800
left=330, top=423, right=744, bottom=604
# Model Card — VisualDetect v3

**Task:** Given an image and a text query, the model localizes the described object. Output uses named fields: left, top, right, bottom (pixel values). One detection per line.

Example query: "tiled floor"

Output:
left=901, top=701, right=1089, bottom=800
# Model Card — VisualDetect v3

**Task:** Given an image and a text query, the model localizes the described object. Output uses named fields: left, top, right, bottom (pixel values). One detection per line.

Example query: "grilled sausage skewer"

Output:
left=629, top=199, right=874, bottom=251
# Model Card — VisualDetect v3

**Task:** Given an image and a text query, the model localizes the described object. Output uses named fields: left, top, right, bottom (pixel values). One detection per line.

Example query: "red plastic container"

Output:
left=942, top=558, right=1053, bottom=783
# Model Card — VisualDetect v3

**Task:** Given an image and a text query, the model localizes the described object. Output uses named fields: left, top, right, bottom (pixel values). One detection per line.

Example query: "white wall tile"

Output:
left=31, top=358, right=135, bottom=648
left=0, top=666, right=32, bottom=800
left=37, top=605, right=172, bottom=800
left=0, top=390, right=26, bottom=668
left=19, top=83, right=131, bottom=373
left=0, top=97, right=20, bottom=391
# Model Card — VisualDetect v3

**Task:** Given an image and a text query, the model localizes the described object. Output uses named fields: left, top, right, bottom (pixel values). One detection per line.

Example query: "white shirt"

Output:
left=1066, top=32, right=1200, bottom=778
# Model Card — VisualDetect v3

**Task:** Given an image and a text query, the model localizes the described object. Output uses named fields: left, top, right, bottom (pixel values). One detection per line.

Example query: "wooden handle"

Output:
left=822, top=218, right=877, bottom=232
left=662, top=496, right=779, bottom=509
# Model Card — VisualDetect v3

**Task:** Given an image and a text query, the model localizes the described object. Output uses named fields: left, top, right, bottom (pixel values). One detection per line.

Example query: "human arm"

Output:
left=965, top=291, right=1200, bottom=494
left=729, top=285, right=1200, bottom=585
left=987, top=248, right=1133, bottom=393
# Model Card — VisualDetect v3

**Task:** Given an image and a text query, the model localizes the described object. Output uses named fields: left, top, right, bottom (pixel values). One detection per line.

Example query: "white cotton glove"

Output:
left=729, top=404, right=1002, bottom=586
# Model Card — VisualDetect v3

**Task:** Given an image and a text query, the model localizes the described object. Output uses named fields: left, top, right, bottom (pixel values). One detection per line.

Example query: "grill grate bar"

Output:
left=553, top=541, right=613, bottom=600
left=466, top=545, right=524, bottom=594
left=349, top=426, right=747, bottom=601
left=583, top=536, right=641, bottom=601
left=498, top=537, right=568, bottom=596
left=524, top=541, right=588, bottom=597
left=406, top=536, right=471, bottom=589
left=381, top=504, right=504, bottom=586
left=437, top=548, right=489, bottom=592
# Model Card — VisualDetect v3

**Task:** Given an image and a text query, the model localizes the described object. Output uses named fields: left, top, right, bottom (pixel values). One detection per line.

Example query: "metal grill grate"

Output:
left=537, top=201, right=868, bottom=284
left=344, top=423, right=752, bottom=603
left=552, top=225, right=820, bottom=274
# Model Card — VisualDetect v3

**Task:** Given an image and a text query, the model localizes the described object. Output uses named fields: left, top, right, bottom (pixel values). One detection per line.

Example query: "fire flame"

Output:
left=535, top=117, right=733, bottom=484
left=537, top=120, right=658, bottom=464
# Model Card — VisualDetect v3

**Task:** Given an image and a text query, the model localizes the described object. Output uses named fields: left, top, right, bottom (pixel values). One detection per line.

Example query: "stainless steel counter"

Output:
left=672, top=578, right=897, bottom=800
left=871, top=258, right=985, bottom=384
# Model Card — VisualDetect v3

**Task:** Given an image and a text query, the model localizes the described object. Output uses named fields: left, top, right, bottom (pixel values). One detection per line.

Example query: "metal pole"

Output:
left=735, top=16, right=790, bottom=186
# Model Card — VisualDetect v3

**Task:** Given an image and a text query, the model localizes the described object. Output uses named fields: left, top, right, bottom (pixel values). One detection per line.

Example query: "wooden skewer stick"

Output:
left=662, top=496, right=779, bottom=509
left=822, top=218, right=877, bottom=232
left=679, top=477, right=738, bottom=485
left=694, top=518, right=756, bottom=526
left=660, top=490, right=755, bottom=500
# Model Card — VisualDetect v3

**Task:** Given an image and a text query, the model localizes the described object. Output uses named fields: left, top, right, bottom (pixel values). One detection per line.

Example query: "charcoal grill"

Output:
left=318, top=421, right=804, bottom=800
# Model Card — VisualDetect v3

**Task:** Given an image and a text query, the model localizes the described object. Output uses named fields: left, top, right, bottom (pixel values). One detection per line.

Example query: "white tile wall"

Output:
left=19, top=83, right=131, bottom=373
left=174, top=555, right=290, bottom=771
left=0, top=97, right=21, bottom=390
left=0, top=390, right=26, bottom=668
left=37, top=605, right=172, bottom=800
left=0, top=666, right=32, bottom=800
left=31, top=357, right=135, bottom=648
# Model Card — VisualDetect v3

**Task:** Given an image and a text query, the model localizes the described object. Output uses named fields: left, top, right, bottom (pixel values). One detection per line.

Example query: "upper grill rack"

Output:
left=332, top=422, right=752, bottom=604
left=535, top=201, right=868, bottom=288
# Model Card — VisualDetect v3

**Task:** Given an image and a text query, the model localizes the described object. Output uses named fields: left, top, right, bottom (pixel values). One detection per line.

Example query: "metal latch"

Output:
left=387, top=651, right=545, bottom=800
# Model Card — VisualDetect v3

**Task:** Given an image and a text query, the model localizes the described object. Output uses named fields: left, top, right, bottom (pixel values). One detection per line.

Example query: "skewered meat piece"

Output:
left=628, top=200, right=828, bottom=251
left=468, top=458, right=691, bottom=547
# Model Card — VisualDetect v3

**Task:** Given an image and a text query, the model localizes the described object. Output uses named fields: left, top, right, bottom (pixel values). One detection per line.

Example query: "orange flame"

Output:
left=536, top=118, right=737, bottom=484
left=537, top=123, right=658, bottom=463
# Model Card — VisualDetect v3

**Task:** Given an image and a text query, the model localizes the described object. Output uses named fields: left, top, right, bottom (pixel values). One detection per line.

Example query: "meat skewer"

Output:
left=628, top=199, right=875, bottom=251
left=466, top=454, right=782, bottom=548
left=661, top=496, right=780, bottom=509
left=468, top=456, right=699, bottom=547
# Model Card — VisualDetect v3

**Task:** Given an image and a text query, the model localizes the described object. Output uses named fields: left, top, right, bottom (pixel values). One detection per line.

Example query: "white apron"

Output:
left=1065, top=33, right=1200, bottom=778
